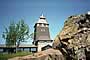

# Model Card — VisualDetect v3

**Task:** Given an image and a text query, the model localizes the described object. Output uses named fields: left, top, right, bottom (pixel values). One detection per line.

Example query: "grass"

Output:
left=0, top=51, right=32, bottom=60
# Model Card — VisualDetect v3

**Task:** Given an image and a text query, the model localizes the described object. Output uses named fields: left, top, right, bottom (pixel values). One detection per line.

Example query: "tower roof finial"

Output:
left=40, top=12, right=46, bottom=19
left=41, top=13, right=44, bottom=17
left=36, top=12, right=47, bottom=24
left=41, top=10, right=44, bottom=17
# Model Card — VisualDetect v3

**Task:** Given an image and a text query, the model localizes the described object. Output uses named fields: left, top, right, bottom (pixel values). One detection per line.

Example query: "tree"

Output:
left=2, top=21, right=16, bottom=46
left=16, top=20, right=29, bottom=47
left=2, top=20, right=30, bottom=52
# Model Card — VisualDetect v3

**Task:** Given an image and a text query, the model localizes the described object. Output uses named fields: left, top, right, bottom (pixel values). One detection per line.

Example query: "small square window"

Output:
left=41, top=29, right=45, bottom=32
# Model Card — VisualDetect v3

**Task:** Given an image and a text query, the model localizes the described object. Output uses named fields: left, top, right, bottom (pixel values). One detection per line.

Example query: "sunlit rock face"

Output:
left=53, top=13, right=90, bottom=60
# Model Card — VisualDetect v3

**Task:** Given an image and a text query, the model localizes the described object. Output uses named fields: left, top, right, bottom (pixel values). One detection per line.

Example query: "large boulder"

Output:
left=8, top=48, right=64, bottom=60
left=53, top=12, right=90, bottom=60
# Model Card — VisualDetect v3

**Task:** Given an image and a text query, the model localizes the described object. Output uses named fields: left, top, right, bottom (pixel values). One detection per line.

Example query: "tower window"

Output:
left=41, top=24, right=44, bottom=27
left=46, top=25, right=48, bottom=27
left=37, top=24, right=39, bottom=26
left=41, top=29, right=45, bottom=32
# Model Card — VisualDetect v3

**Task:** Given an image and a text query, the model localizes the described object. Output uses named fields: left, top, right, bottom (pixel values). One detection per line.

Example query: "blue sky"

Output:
left=0, top=0, right=90, bottom=44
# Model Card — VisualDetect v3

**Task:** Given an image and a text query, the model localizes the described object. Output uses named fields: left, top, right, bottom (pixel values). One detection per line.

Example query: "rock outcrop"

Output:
left=53, top=12, right=90, bottom=60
